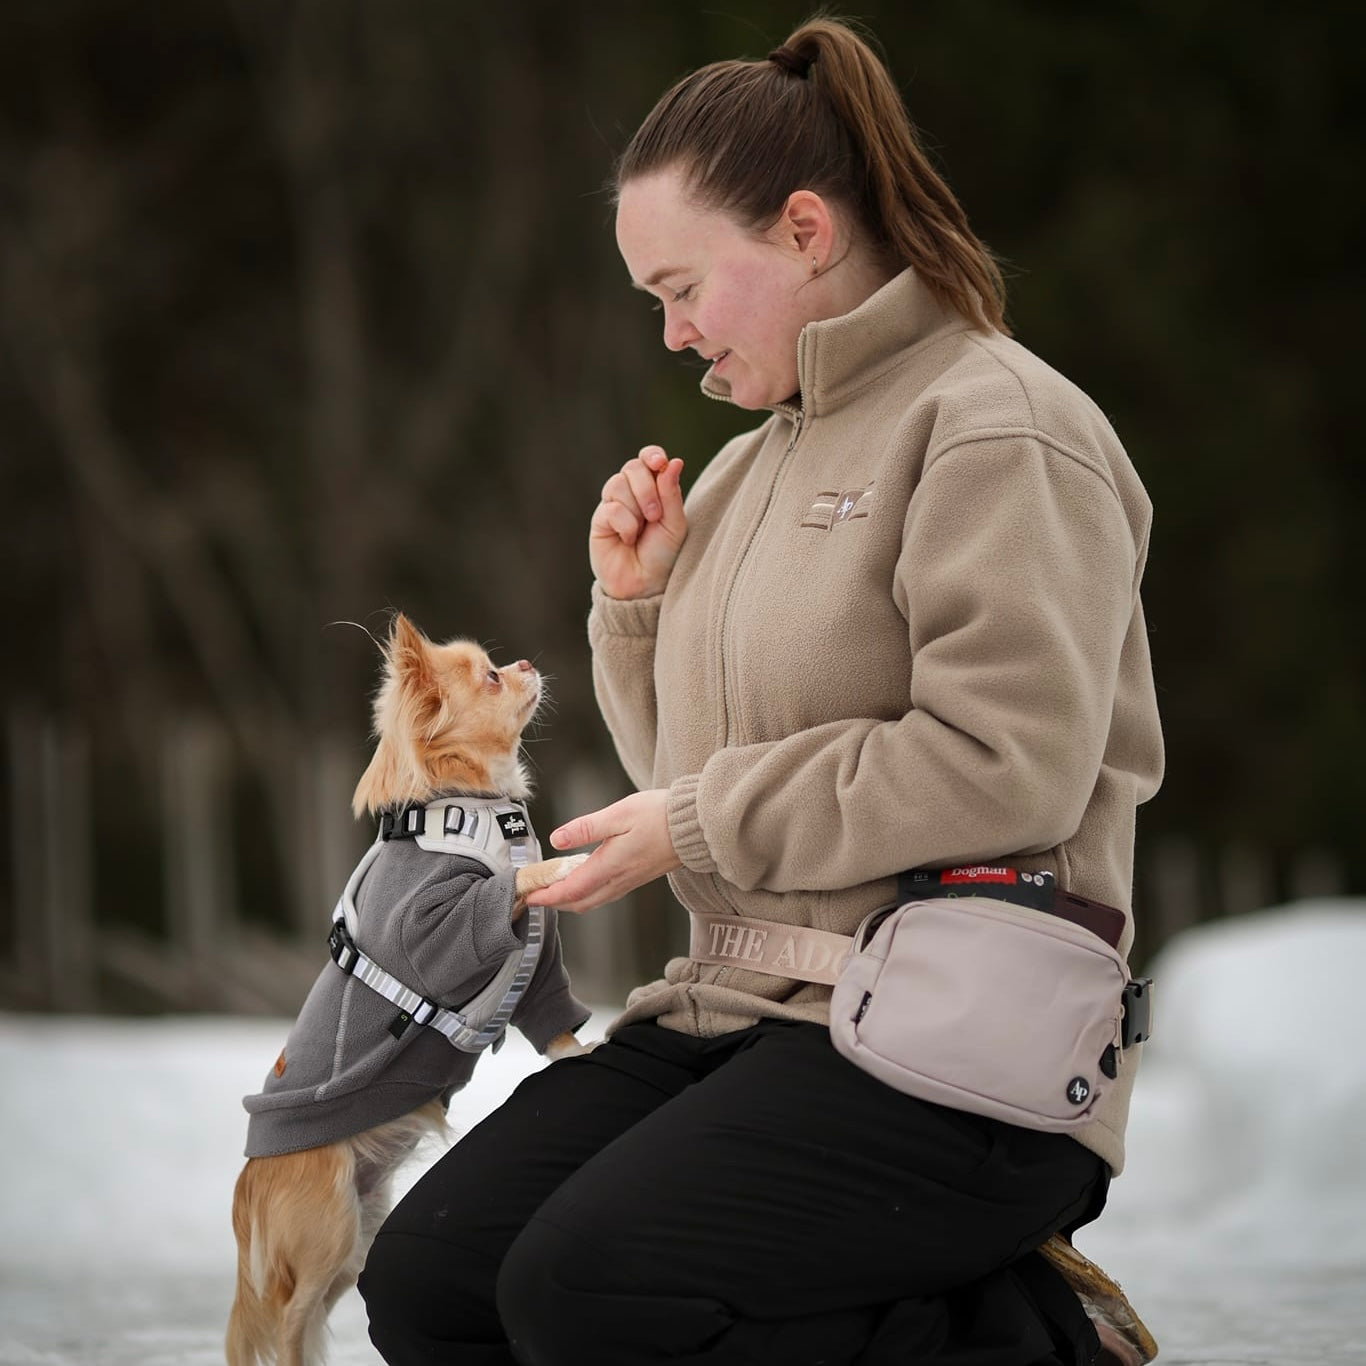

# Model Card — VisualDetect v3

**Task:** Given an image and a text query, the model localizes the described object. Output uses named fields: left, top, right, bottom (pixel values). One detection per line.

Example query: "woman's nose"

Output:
left=662, top=311, right=698, bottom=353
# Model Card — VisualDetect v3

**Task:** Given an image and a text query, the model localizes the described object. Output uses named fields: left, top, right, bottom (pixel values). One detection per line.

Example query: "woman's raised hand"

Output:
left=590, top=445, right=687, bottom=600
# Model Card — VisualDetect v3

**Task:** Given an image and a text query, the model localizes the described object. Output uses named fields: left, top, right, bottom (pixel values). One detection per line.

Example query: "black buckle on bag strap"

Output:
left=1120, top=978, right=1154, bottom=1048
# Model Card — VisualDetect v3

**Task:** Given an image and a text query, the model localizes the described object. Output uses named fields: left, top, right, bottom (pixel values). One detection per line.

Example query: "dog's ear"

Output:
left=353, top=614, right=441, bottom=818
left=385, top=615, right=444, bottom=722
left=386, top=613, right=431, bottom=686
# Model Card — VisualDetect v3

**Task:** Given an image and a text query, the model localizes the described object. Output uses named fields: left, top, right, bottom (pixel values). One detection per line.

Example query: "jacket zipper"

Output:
left=718, top=405, right=804, bottom=743
left=709, top=405, right=805, bottom=922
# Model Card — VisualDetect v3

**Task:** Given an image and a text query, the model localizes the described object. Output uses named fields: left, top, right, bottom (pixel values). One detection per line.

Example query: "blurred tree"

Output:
left=0, top=0, right=1360, bottom=995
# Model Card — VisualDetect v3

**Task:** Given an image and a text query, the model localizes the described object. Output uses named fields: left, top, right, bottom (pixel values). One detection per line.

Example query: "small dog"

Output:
left=227, top=614, right=590, bottom=1366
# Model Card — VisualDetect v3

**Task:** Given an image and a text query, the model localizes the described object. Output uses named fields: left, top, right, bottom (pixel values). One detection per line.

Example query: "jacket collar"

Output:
left=700, top=267, right=973, bottom=421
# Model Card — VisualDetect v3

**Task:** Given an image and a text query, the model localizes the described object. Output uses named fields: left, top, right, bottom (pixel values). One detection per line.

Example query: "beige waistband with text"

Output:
left=688, top=912, right=853, bottom=986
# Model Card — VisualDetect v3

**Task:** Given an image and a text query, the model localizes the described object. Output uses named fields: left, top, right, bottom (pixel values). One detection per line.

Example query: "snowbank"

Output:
left=2, top=903, right=1364, bottom=1364
left=1090, top=900, right=1366, bottom=1265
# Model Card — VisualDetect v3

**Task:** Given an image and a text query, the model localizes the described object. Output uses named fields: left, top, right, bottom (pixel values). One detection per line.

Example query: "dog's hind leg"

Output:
left=237, top=1144, right=362, bottom=1366
left=228, top=1160, right=281, bottom=1366
left=270, top=1108, right=448, bottom=1365
left=327, top=1103, right=448, bottom=1310
left=277, top=1164, right=363, bottom=1366
left=314, top=1177, right=381, bottom=1334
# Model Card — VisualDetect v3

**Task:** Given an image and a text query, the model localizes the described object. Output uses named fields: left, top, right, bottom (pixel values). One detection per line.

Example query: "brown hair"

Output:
left=614, top=17, right=1009, bottom=334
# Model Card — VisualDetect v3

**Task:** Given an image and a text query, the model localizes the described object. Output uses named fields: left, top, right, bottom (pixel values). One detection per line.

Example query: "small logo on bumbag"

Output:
left=496, top=810, right=529, bottom=839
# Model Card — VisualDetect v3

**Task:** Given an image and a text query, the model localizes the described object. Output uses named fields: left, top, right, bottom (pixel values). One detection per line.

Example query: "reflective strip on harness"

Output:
left=688, top=912, right=852, bottom=986
left=328, top=833, right=545, bottom=1053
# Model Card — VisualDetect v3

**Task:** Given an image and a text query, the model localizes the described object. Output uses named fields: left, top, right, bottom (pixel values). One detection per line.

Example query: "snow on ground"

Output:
left=2, top=902, right=1365, bottom=1365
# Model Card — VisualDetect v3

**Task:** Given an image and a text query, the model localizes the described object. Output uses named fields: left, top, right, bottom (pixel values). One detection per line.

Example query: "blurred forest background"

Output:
left=1, top=0, right=1361, bottom=1015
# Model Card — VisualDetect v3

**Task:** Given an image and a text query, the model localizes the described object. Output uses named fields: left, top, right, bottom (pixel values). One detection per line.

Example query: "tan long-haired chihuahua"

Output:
left=227, top=614, right=590, bottom=1366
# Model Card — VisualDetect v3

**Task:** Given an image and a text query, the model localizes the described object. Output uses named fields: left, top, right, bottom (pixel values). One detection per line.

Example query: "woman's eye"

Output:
left=652, top=285, right=694, bottom=311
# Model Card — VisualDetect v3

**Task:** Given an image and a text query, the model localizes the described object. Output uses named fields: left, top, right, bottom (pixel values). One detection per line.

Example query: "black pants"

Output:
left=359, top=1020, right=1106, bottom=1365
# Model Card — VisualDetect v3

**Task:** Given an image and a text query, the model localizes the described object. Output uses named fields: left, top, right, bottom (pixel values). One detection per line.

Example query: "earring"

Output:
left=811, top=256, right=818, bottom=275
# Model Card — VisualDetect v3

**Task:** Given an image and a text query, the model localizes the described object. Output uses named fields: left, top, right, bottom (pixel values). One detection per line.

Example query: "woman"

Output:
left=360, top=17, right=1163, bottom=1365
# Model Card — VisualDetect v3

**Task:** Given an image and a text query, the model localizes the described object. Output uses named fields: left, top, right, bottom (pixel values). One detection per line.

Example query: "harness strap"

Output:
left=327, top=800, right=547, bottom=1053
left=329, top=896, right=545, bottom=1052
left=380, top=796, right=540, bottom=870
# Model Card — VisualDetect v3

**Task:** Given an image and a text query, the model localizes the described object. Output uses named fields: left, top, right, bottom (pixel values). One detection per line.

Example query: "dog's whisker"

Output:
left=325, top=619, right=383, bottom=650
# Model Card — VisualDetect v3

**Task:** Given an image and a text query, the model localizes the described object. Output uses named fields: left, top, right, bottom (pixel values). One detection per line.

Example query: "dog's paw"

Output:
left=544, top=1029, right=602, bottom=1060
left=544, top=1034, right=588, bottom=1060
left=514, top=854, right=589, bottom=899
left=550, top=854, right=589, bottom=882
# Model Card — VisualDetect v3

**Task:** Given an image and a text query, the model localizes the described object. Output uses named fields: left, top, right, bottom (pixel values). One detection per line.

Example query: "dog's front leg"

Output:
left=543, top=1030, right=592, bottom=1060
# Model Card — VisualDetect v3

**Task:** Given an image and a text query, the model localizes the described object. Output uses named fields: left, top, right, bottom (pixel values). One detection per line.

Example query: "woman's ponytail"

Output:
left=795, top=21, right=1008, bottom=333
left=615, top=16, right=1009, bottom=335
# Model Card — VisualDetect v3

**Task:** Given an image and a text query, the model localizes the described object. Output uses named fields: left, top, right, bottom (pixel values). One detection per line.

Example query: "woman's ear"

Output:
left=777, top=189, right=837, bottom=268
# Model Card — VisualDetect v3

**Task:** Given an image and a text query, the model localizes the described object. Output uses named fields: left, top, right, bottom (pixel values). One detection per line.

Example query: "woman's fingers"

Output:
left=604, top=447, right=670, bottom=523
left=525, top=789, right=681, bottom=914
left=654, top=457, right=687, bottom=540
left=621, top=457, right=665, bottom=524
left=592, top=496, right=644, bottom=547
left=590, top=448, right=687, bottom=599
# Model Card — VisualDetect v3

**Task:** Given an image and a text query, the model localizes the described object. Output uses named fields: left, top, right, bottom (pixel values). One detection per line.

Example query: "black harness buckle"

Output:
left=379, top=804, right=426, bottom=841
left=1121, top=978, right=1154, bottom=1048
left=328, top=919, right=360, bottom=975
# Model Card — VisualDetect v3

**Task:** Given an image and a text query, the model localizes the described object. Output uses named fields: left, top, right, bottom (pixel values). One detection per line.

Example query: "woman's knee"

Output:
left=496, top=1220, right=574, bottom=1363
left=497, top=1216, right=655, bottom=1366
left=360, top=1228, right=503, bottom=1360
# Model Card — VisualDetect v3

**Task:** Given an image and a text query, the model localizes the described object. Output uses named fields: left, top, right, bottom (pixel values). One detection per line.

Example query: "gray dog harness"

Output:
left=328, top=796, right=545, bottom=1053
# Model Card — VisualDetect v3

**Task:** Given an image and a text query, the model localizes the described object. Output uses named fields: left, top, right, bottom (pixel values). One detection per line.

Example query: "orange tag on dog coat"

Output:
left=273, top=1051, right=287, bottom=1078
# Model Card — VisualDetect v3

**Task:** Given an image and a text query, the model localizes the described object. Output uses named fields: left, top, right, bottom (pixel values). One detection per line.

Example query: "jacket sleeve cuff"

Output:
left=589, top=582, right=664, bottom=638
left=668, top=773, right=717, bottom=873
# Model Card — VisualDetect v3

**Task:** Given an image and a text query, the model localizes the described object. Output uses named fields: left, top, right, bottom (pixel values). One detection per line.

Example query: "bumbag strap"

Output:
left=689, top=871, right=1151, bottom=1046
left=688, top=913, right=852, bottom=986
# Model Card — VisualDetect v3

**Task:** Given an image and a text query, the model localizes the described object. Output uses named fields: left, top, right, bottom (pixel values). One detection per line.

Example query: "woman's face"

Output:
left=615, top=169, right=817, bottom=410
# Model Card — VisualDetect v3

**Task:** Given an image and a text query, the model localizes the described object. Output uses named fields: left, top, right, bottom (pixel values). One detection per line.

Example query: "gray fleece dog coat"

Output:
left=242, top=796, right=588, bottom=1158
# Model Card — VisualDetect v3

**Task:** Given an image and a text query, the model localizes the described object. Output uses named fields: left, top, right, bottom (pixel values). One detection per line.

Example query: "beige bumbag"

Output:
left=830, top=896, right=1148, bottom=1133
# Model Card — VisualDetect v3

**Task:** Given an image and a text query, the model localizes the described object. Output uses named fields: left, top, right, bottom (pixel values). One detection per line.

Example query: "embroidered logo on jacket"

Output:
left=801, top=486, right=873, bottom=531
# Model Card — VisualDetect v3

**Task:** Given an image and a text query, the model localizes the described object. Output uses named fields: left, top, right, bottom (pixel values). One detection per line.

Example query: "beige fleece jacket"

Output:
left=589, top=268, right=1163, bottom=1173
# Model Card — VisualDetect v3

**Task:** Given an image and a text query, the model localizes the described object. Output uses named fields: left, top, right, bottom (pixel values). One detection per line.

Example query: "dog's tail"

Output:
left=227, top=1146, right=363, bottom=1366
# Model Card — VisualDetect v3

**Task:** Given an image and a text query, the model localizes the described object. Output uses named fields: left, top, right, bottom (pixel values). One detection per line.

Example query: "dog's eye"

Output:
left=486, top=669, right=502, bottom=688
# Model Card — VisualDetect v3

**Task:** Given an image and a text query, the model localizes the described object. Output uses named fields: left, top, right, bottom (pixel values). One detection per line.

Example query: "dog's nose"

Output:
left=515, top=659, right=534, bottom=672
